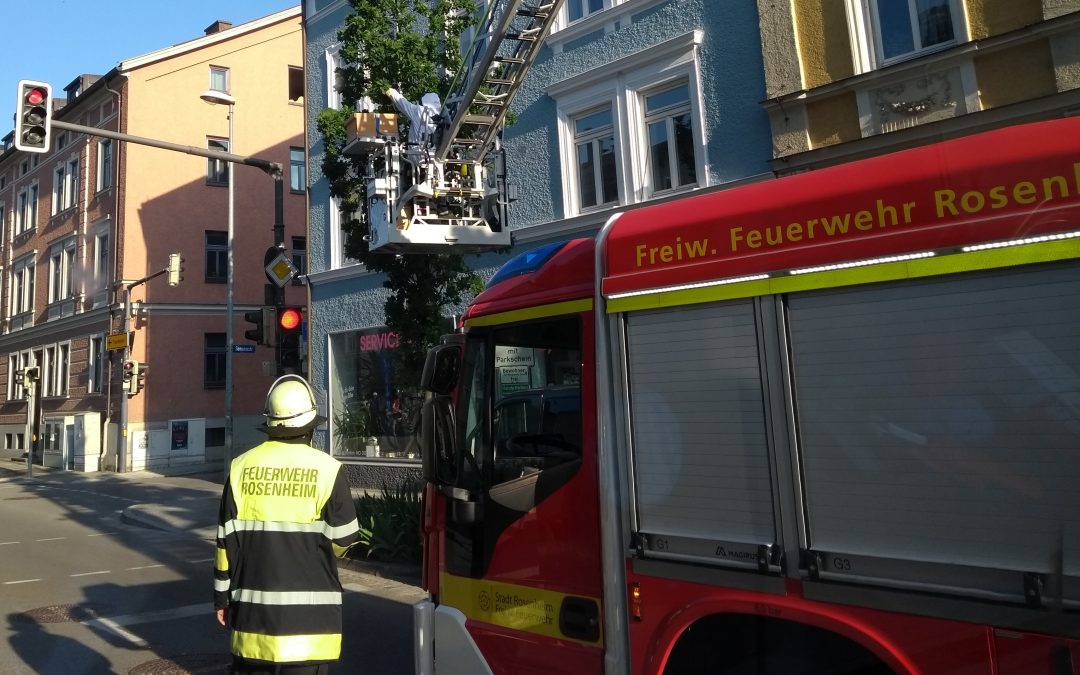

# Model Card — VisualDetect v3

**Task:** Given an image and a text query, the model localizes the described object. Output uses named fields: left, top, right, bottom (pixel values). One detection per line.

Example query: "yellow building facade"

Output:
left=758, top=0, right=1080, bottom=172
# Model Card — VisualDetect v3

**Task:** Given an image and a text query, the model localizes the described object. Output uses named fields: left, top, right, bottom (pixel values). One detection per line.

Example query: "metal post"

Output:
left=225, top=102, right=236, bottom=478
left=120, top=285, right=131, bottom=472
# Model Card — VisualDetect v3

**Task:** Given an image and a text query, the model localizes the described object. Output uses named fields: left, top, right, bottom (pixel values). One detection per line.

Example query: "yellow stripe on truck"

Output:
left=465, top=299, right=593, bottom=327
left=607, top=237, right=1080, bottom=313
left=439, top=572, right=603, bottom=646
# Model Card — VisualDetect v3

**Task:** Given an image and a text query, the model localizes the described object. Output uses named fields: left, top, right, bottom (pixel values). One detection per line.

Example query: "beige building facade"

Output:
left=758, top=0, right=1080, bottom=172
left=0, top=7, right=306, bottom=473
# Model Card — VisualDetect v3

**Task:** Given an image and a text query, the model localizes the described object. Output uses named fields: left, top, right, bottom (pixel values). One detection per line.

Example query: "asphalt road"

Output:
left=0, top=465, right=424, bottom=674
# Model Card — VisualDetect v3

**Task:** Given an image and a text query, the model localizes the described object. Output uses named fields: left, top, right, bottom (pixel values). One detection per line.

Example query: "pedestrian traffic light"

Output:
left=245, top=306, right=276, bottom=346
left=122, top=359, right=138, bottom=394
left=15, top=80, right=52, bottom=153
left=167, top=253, right=184, bottom=286
left=276, top=306, right=304, bottom=374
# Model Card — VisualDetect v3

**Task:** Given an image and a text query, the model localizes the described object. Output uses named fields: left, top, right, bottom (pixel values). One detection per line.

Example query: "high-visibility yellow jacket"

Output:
left=214, top=439, right=359, bottom=664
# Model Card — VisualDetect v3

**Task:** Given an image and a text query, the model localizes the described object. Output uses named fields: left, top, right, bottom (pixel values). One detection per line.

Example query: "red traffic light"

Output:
left=25, top=87, right=46, bottom=106
left=278, top=307, right=302, bottom=331
left=123, top=360, right=135, bottom=372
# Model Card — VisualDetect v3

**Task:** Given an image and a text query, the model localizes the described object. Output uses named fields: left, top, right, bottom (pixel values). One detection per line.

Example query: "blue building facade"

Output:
left=301, top=0, right=773, bottom=488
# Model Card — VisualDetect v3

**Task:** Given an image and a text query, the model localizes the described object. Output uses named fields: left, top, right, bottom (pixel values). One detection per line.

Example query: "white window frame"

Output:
left=8, top=351, right=32, bottom=400
left=88, top=334, right=105, bottom=394
left=97, top=138, right=113, bottom=192
left=640, top=80, right=698, bottom=196
left=16, top=182, right=38, bottom=234
left=846, top=0, right=966, bottom=73
left=10, top=254, right=36, bottom=325
left=39, top=342, right=69, bottom=398
left=51, top=155, right=79, bottom=215
left=210, top=66, right=230, bottom=94
left=329, top=197, right=360, bottom=269
left=48, top=237, right=77, bottom=305
left=93, top=223, right=111, bottom=300
left=207, top=137, right=230, bottom=185
left=290, top=147, right=306, bottom=192
left=325, top=44, right=345, bottom=110
left=570, top=104, right=621, bottom=212
left=550, top=31, right=706, bottom=216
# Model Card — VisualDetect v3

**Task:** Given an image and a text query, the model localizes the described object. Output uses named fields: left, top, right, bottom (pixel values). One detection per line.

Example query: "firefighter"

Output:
left=214, top=375, right=360, bottom=675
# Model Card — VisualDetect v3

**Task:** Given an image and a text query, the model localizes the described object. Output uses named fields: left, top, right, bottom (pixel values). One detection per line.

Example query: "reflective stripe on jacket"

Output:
left=214, top=439, right=359, bottom=664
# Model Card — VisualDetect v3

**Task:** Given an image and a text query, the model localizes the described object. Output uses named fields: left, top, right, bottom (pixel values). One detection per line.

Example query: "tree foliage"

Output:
left=317, top=0, right=481, bottom=385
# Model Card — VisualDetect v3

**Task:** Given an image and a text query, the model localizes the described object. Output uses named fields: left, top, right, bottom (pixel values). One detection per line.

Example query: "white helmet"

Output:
left=262, top=375, right=324, bottom=437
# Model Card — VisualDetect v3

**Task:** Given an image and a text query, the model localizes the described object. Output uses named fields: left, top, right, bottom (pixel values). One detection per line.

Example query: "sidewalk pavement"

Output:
left=1, top=460, right=423, bottom=588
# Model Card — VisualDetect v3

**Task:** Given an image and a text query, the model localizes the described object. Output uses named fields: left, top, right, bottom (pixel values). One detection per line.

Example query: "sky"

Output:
left=2, top=0, right=299, bottom=131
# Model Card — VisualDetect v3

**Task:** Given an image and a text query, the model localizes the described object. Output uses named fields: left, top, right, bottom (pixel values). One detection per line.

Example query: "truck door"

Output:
left=435, top=313, right=604, bottom=673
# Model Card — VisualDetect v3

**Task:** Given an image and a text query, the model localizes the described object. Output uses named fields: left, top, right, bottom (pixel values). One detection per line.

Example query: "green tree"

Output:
left=317, top=0, right=481, bottom=385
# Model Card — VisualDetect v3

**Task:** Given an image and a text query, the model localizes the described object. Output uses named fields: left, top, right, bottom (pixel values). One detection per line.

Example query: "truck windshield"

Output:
left=457, top=317, right=582, bottom=488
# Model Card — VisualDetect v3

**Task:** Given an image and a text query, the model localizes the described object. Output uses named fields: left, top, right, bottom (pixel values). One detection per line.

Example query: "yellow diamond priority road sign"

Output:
left=265, top=252, right=297, bottom=287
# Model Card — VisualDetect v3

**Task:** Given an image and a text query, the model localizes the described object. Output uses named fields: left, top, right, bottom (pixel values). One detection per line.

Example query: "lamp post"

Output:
left=200, top=89, right=236, bottom=476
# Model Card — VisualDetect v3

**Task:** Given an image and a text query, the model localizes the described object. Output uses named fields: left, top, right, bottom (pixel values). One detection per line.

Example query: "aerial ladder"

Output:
left=342, top=0, right=566, bottom=253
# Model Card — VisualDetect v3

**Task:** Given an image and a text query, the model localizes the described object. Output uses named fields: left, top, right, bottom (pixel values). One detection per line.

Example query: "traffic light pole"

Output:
left=50, top=120, right=285, bottom=473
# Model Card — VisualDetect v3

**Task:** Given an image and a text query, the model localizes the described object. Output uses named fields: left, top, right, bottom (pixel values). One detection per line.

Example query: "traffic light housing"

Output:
left=167, top=253, right=184, bottom=286
left=276, top=306, right=304, bottom=374
left=122, top=359, right=139, bottom=395
left=15, top=80, right=52, bottom=153
left=245, top=306, right=276, bottom=346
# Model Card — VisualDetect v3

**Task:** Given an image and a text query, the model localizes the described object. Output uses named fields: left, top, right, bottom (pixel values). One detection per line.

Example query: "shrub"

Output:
left=351, top=479, right=422, bottom=563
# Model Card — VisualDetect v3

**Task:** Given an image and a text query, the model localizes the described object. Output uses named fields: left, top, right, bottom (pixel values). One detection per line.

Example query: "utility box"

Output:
left=346, top=112, right=399, bottom=142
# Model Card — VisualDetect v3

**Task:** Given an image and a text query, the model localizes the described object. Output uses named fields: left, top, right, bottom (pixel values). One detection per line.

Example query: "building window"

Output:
left=643, top=82, right=697, bottom=194
left=290, top=147, right=306, bottom=193
left=56, top=157, right=79, bottom=213
left=567, top=0, right=604, bottom=22
left=552, top=32, right=705, bottom=216
left=872, top=0, right=954, bottom=62
left=289, top=66, right=304, bottom=104
left=94, top=230, right=110, bottom=290
left=210, top=66, right=230, bottom=93
left=0, top=202, right=5, bottom=242
left=16, top=183, right=38, bottom=234
left=42, top=346, right=56, bottom=396
left=48, top=238, right=77, bottom=305
left=848, top=0, right=960, bottom=70
left=8, top=351, right=33, bottom=401
left=89, top=335, right=105, bottom=394
left=292, top=237, right=307, bottom=285
left=205, top=333, right=226, bottom=389
left=207, top=137, right=229, bottom=186
left=10, top=256, right=35, bottom=320
left=97, top=139, right=113, bottom=192
left=572, top=106, right=619, bottom=211
left=325, top=45, right=345, bottom=110
left=205, top=426, right=226, bottom=447
left=206, top=230, right=227, bottom=283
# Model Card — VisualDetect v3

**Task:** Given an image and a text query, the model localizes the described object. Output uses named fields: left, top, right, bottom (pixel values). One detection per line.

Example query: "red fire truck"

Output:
left=412, top=117, right=1080, bottom=674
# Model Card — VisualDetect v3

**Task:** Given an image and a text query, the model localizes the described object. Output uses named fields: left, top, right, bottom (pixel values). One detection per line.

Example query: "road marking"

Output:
left=3, top=579, right=40, bottom=585
left=0, top=541, right=19, bottom=546
left=87, top=532, right=113, bottom=537
left=83, top=616, right=147, bottom=647
left=81, top=603, right=211, bottom=647
left=36, top=537, right=65, bottom=542
left=188, top=558, right=214, bottom=564
left=71, top=570, right=111, bottom=577
left=126, top=564, right=165, bottom=571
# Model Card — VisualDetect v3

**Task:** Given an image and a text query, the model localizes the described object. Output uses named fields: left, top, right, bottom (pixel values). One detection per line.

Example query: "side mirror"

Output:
left=420, top=338, right=462, bottom=395
left=420, top=393, right=457, bottom=485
